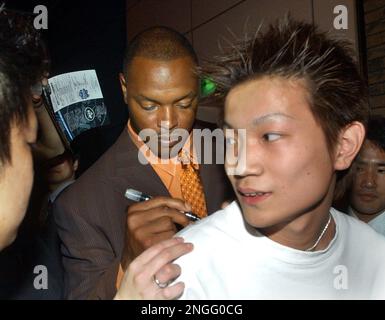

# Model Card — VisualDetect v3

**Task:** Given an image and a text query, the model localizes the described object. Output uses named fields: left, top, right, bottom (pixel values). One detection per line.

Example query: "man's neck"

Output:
left=48, top=177, right=75, bottom=194
left=127, top=120, right=195, bottom=165
left=260, top=209, right=336, bottom=252
left=352, top=208, right=385, bottom=224
left=258, top=179, right=339, bottom=252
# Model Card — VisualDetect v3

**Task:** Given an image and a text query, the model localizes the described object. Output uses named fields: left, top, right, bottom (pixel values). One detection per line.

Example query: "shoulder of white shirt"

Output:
left=176, top=203, right=385, bottom=251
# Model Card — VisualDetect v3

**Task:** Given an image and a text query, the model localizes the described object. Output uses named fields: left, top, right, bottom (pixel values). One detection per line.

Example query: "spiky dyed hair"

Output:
left=204, top=16, right=369, bottom=151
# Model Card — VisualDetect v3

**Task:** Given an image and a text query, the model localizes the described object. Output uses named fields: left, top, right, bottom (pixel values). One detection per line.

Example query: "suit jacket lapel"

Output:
left=109, top=129, right=170, bottom=200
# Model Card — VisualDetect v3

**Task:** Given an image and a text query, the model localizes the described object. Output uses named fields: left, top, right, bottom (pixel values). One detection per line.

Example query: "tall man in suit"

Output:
left=53, top=26, right=232, bottom=299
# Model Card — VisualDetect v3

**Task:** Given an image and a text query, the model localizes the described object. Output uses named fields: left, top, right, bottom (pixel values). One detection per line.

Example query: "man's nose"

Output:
left=228, top=135, right=264, bottom=178
left=158, top=105, right=177, bottom=130
left=361, top=168, right=377, bottom=189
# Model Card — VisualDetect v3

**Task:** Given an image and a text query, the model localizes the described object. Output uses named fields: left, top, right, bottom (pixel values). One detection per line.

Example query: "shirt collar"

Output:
left=127, top=120, right=199, bottom=177
left=49, top=179, right=75, bottom=203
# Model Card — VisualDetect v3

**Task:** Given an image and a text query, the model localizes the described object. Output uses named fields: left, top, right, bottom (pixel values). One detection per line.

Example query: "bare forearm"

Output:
left=33, top=99, right=65, bottom=159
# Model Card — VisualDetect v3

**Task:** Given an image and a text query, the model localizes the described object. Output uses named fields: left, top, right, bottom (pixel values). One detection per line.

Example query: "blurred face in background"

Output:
left=44, top=152, right=78, bottom=190
left=0, top=103, right=37, bottom=250
left=350, top=140, right=385, bottom=221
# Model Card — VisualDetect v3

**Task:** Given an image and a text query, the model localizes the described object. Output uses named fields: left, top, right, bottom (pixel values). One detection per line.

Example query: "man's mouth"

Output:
left=158, top=136, right=180, bottom=146
left=358, top=192, right=378, bottom=201
left=237, top=187, right=272, bottom=205
left=158, top=133, right=182, bottom=146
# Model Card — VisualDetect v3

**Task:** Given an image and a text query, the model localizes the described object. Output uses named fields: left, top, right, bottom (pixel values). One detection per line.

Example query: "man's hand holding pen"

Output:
left=123, top=196, right=193, bottom=268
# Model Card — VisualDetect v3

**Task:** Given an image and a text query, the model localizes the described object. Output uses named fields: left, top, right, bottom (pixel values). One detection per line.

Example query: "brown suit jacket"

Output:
left=53, top=121, right=232, bottom=299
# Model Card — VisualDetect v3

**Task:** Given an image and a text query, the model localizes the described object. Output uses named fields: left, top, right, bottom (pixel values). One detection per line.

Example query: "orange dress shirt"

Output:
left=127, top=121, right=198, bottom=199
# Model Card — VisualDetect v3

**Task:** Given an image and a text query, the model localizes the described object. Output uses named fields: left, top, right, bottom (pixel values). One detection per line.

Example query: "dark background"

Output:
left=6, top=0, right=129, bottom=173
left=7, top=0, right=129, bottom=129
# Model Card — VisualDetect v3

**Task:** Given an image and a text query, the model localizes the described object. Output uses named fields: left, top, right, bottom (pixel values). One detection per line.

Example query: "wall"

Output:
left=364, top=0, right=385, bottom=116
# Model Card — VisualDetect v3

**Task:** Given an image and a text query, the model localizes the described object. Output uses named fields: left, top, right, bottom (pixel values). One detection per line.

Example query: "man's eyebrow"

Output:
left=355, top=159, right=368, bottom=166
left=134, top=92, right=196, bottom=104
left=174, top=91, right=196, bottom=103
left=356, top=158, right=385, bottom=166
left=135, top=94, right=161, bottom=105
left=222, top=112, right=293, bottom=129
left=252, top=112, right=294, bottom=126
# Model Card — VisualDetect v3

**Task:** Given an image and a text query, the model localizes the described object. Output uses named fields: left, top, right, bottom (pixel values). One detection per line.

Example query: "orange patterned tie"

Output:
left=180, top=162, right=208, bottom=218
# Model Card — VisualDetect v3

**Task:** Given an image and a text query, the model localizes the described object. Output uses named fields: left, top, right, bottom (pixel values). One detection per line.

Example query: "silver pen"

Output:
left=124, top=188, right=201, bottom=222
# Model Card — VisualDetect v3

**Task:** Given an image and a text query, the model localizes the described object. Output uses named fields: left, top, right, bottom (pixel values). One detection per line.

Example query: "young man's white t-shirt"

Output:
left=174, top=201, right=385, bottom=299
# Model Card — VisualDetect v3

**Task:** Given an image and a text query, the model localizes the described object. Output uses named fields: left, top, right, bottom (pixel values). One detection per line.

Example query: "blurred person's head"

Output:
left=205, top=17, right=367, bottom=231
left=0, top=10, right=43, bottom=250
left=44, top=150, right=79, bottom=192
left=0, top=54, right=38, bottom=250
left=119, top=26, right=199, bottom=158
left=350, top=116, right=385, bottom=222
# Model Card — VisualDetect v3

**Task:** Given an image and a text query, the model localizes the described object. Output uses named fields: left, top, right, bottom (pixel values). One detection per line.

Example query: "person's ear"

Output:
left=25, top=102, right=38, bottom=144
left=334, top=121, right=365, bottom=171
left=119, top=73, right=128, bottom=104
left=73, top=159, right=79, bottom=172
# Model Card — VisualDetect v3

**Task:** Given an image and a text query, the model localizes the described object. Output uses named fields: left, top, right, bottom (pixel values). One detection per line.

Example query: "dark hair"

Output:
left=366, top=116, right=385, bottom=152
left=0, top=10, right=44, bottom=165
left=123, top=26, right=198, bottom=77
left=204, top=16, right=369, bottom=151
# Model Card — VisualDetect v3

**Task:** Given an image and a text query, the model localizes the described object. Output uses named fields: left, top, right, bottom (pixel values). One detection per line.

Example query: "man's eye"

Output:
left=378, top=168, right=385, bottom=174
left=176, top=103, right=192, bottom=109
left=356, top=166, right=365, bottom=172
left=142, top=105, right=157, bottom=111
left=263, top=133, right=281, bottom=142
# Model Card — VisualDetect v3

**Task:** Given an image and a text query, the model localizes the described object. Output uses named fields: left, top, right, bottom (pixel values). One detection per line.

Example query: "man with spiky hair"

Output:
left=171, top=18, right=385, bottom=299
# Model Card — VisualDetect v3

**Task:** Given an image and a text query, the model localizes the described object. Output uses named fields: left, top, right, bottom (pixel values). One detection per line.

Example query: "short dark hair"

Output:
left=366, top=116, right=385, bottom=153
left=123, top=26, right=198, bottom=77
left=204, top=16, right=369, bottom=151
left=0, top=11, right=44, bottom=165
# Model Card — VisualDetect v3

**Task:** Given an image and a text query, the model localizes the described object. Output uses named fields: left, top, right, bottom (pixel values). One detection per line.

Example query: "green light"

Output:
left=201, top=78, right=216, bottom=97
